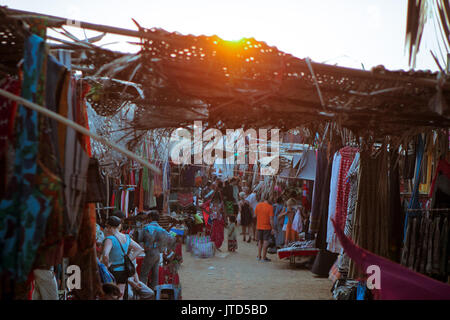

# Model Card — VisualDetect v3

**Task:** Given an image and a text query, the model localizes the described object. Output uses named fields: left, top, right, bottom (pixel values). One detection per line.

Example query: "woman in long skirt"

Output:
left=210, top=194, right=225, bottom=251
left=238, top=192, right=253, bottom=242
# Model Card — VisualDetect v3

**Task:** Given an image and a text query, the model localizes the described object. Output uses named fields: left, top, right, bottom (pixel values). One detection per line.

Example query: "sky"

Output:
left=1, top=0, right=441, bottom=71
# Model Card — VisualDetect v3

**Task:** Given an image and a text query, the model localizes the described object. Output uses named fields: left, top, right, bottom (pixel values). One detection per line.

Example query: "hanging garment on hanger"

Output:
left=56, top=50, right=90, bottom=238
left=110, top=191, right=115, bottom=208
left=338, top=152, right=360, bottom=278
left=413, top=216, right=425, bottom=271
left=120, top=189, right=125, bottom=212
left=401, top=217, right=413, bottom=266
left=124, top=189, right=130, bottom=217
left=314, top=145, right=337, bottom=250
left=32, top=53, right=69, bottom=270
left=114, top=190, right=120, bottom=210
left=429, top=159, right=450, bottom=208
left=149, top=170, right=156, bottom=208
left=326, top=152, right=342, bottom=252
left=138, top=169, right=144, bottom=212
left=419, top=217, right=432, bottom=274
left=85, top=158, right=106, bottom=203
left=404, top=135, right=425, bottom=242
left=430, top=216, right=441, bottom=275
left=439, top=218, right=449, bottom=276
left=310, top=148, right=327, bottom=233
left=328, top=146, right=358, bottom=253
left=69, top=203, right=102, bottom=299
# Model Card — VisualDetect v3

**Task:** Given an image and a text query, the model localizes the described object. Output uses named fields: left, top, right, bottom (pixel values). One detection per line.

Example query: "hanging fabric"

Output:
left=0, top=34, right=51, bottom=281
left=326, top=151, right=342, bottom=252
left=404, top=134, right=425, bottom=241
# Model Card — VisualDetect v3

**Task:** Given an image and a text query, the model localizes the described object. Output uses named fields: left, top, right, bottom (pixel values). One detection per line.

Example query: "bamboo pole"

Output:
left=0, top=88, right=161, bottom=175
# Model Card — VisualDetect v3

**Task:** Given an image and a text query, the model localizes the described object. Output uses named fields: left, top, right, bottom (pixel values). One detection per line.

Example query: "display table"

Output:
left=277, top=248, right=320, bottom=260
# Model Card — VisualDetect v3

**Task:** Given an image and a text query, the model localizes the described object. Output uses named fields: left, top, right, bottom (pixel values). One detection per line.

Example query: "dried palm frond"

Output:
left=405, top=0, right=450, bottom=68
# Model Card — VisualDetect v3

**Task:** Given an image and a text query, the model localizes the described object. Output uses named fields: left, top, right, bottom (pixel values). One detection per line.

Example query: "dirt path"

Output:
left=179, top=227, right=333, bottom=300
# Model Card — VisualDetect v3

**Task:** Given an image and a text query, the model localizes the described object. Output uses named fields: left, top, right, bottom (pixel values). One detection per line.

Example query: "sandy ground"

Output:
left=179, top=226, right=333, bottom=300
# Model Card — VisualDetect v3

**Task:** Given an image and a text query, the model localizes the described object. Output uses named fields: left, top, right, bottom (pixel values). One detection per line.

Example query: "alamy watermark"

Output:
left=366, top=265, right=381, bottom=290
left=169, top=121, right=280, bottom=175
left=66, top=265, right=81, bottom=290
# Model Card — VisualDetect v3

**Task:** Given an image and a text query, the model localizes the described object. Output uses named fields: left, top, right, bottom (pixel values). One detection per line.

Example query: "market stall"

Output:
left=1, top=5, right=450, bottom=300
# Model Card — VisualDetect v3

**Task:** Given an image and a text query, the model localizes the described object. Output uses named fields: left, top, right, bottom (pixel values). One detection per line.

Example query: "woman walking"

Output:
left=238, top=191, right=253, bottom=242
left=210, top=193, right=225, bottom=251
left=101, top=216, right=144, bottom=299
left=272, top=197, right=285, bottom=247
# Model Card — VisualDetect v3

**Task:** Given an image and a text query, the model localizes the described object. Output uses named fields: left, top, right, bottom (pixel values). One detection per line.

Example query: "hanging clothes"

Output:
left=404, top=134, right=425, bottom=242
left=0, top=34, right=52, bottom=282
left=85, top=158, right=106, bottom=203
left=69, top=203, right=102, bottom=300
left=326, top=152, right=342, bottom=252
left=349, top=149, right=391, bottom=279
left=310, top=148, right=328, bottom=233
left=332, top=200, right=450, bottom=299
left=401, top=210, right=450, bottom=282
left=338, top=152, right=360, bottom=279
left=58, top=51, right=90, bottom=239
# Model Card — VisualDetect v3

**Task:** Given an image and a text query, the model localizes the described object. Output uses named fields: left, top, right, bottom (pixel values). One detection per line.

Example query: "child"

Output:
left=227, top=215, right=238, bottom=252
left=278, top=198, right=299, bottom=247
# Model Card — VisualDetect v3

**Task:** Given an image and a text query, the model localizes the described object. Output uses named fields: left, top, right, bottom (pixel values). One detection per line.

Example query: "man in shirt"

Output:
left=139, top=211, right=170, bottom=289
left=254, top=196, right=274, bottom=262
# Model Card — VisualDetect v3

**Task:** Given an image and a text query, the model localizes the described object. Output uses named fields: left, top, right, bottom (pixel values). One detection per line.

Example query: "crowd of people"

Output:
left=95, top=174, right=310, bottom=300
left=198, top=176, right=310, bottom=262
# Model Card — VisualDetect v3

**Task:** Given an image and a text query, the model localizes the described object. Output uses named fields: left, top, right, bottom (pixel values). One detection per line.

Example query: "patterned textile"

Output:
left=32, top=167, right=65, bottom=269
left=338, top=153, right=360, bottom=278
left=178, top=192, right=194, bottom=208
left=328, top=147, right=358, bottom=253
left=32, top=51, right=67, bottom=270
left=0, top=34, right=52, bottom=282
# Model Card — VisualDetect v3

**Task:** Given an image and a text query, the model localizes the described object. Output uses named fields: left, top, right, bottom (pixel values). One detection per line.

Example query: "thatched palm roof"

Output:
left=2, top=6, right=450, bottom=144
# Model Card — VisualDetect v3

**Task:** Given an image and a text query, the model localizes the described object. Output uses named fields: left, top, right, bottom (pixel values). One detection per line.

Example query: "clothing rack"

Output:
left=406, top=208, right=450, bottom=212
left=95, top=206, right=116, bottom=211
